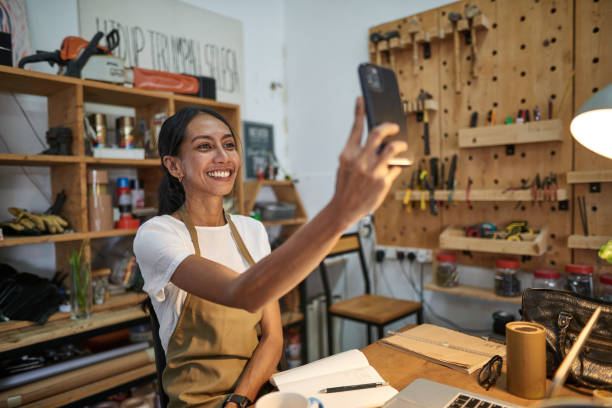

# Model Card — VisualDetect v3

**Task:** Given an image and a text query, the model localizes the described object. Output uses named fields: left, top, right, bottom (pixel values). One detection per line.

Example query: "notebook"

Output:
left=381, top=324, right=506, bottom=374
left=270, top=349, right=398, bottom=408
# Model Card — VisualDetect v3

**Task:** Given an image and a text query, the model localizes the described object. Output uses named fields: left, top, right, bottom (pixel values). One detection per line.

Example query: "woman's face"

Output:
left=177, top=113, right=240, bottom=198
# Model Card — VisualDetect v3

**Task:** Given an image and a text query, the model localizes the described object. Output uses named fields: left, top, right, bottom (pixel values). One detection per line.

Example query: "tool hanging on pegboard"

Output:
left=464, top=4, right=481, bottom=78
left=448, top=11, right=463, bottom=93
left=384, top=30, right=400, bottom=71
left=370, top=32, right=384, bottom=65
left=416, top=90, right=433, bottom=156
left=406, top=16, right=422, bottom=74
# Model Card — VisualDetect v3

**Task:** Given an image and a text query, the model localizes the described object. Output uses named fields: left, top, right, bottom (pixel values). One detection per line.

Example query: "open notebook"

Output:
left=381, top=324, right=506, bottom=374
left=270, top=349, right=398, bottom=408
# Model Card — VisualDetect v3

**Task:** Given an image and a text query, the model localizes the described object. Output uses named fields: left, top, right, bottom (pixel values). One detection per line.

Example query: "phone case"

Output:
left=358, top=63, right=411, bottom=166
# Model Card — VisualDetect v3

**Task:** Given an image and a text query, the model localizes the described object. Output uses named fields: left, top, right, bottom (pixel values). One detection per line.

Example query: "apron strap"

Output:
left=178, top=205, right=256, bottom=266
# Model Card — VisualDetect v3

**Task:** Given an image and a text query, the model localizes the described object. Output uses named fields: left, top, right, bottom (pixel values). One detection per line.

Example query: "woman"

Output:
left=134, top=98, right=405, bottom=407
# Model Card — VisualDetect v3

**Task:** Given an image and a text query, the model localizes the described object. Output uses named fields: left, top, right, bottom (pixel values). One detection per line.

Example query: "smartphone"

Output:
left=358, top=63, right=412, bottom=167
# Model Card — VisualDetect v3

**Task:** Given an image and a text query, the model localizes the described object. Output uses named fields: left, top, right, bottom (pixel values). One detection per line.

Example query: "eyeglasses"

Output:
left=478, top=355, right=503, bottom=390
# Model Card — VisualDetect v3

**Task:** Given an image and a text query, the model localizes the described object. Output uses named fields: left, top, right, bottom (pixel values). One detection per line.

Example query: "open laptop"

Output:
left=382, top=307, right=602, bottom=408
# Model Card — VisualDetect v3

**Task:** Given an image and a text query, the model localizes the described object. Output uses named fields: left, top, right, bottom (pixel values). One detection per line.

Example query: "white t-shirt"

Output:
left=133, top=214, right=271, bottom=352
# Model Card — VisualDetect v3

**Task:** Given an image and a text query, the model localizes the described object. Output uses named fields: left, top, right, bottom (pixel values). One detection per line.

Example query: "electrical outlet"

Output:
left=376, top=245, right=432, bottom=262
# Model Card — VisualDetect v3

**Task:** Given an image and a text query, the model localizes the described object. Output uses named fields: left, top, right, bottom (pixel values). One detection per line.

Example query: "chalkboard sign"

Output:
left=243, top=121, right=274, bottom=179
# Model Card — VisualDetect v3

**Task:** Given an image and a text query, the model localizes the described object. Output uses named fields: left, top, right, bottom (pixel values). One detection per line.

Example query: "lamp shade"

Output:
left=570, top=83, right=612, bottom=159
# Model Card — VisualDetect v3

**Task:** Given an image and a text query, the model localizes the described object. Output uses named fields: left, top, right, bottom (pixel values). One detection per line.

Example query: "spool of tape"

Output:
left=594, top=389, right=612, bottom=406
left=506, top=321, right=547, bottom=399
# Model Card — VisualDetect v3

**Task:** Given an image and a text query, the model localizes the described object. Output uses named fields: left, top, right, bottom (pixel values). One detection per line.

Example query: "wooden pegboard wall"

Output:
left=370, top=0, right=612, bottom=278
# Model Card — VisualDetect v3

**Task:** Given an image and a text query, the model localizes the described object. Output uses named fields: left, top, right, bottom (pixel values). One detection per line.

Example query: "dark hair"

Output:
left=157, top=107, right=239, bottom=215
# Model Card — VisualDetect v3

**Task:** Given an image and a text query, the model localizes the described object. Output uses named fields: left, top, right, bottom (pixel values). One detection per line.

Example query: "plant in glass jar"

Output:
left=69, top=239, right=91, bottom=320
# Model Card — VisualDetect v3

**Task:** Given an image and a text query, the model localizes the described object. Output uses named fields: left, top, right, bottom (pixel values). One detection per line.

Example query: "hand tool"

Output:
left=419, top=170, right=428, bottom=211
left=548, top=98, right=553, bottom=119
left=430, top=157, right=439, bottom=188
left=524, top=109, right=530, bottom=122
left=383, top=30, right=400, bottom=71
left=423, top=31, right=432, bottom=60
left=406, top=16, right=422, bottom=74
left=551, top=173, right=558, bottom=201
left=421, top=170, right=438, bottom=215
left=505, top=116, right=513, bottom=124
left=446, top=154, right=457, bottom=190
left=440, top=162, right=445, bottom=189
left=516, top=109, right=524, bottom=124
left=470, top=111, right=478, bottom=127
left=577, top=195, right=588, bottom=236
left=490, top=109, right=496, bottom=125
left=534, top=106, right=541, bottom=121
left=466, top=177, right=473, bottom=207
left=417, top=90, right=433, bottom=156
left=370, top=32, right=384, bottom=65
left=403, top=170, right=416, bottom=213
left=464, top=4, right=481, bottom=78
left=531, top=173, right=541, bottom=202
left=448, top=12, right=463, bottom=93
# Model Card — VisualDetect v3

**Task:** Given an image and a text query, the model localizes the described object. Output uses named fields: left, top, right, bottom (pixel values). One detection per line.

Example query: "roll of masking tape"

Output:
left=594, top=389, right=612, bottom=406
left=506, top=321, right=547, bottom=399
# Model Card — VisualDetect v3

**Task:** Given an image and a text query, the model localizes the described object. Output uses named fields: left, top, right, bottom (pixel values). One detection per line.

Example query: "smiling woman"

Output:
left=133, top=99, right=407, bottom=408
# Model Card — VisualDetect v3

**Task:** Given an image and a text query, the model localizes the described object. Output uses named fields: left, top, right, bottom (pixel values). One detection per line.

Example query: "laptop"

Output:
left=382, top=378, right=522, bottom=408
left=382, top=307, right=602, bottom=408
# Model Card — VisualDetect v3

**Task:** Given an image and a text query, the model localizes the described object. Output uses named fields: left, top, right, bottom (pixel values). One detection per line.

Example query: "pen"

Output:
left=320, top=382, right=388, bottom=393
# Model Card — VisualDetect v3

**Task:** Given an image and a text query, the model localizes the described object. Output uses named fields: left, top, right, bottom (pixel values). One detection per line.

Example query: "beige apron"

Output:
left=163, top=207, right=262, bottom=408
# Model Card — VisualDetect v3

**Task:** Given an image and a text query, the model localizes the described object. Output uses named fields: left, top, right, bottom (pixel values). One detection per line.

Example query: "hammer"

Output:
left=417, top=90, right=433, bottom=156
left=448, top=11, right=462, bottom=93
left=406, top=16, right=422, bottom=75
left=464, top=4, right=481, bottom=78
left=370, top=32, right=384, bottom=65
left=383, top=30, right=400, bottom=71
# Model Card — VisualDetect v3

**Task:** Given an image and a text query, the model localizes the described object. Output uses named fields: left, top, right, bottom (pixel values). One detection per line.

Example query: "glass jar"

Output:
left=598, top=274, right=612, bottom=302
left=436, top=252, right=458, bottom=287
left=565, top=264, right=594, bottom=297
left=533, top=269, right=561, bottom=289
left=70, top=261, right=91, bottom=320
left=495, top=258, right=521, bottom=297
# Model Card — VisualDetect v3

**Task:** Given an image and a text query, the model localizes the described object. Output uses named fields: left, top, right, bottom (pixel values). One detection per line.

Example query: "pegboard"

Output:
left=369, top=0, right=612, bottom=277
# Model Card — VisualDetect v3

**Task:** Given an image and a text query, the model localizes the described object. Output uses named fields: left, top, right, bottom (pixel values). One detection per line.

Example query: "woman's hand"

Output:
left=330, top=97, right=407, bottom=226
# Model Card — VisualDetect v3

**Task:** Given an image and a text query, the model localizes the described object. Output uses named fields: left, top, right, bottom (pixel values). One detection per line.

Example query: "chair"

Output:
left=319, top=233, right=422, bottom=354
left=143, top=297, right=169, bottom=408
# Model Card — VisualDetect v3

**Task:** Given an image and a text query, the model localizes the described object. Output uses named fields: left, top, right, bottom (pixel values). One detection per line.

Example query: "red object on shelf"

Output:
left=436, top=252, right=457, bottom=262
left=534, top=269, right=560, bottom=279
left=600, top=274, right=612, bottom=285
left=116, top=214, right=140, bottom=229
left=495, top=258, right=519, bottom=269
left=564, top=264, right=594, bottom=275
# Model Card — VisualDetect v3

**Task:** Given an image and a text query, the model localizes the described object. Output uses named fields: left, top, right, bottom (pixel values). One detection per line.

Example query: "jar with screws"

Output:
left=532, top=269, right=561, bottom=290
left=598, top=274, right=612, bottom=302
left=565, top=264, right=594, bottom=297
left=494, top=258, right=521, bottom=297
left=436, top=252, right=459, bottom=287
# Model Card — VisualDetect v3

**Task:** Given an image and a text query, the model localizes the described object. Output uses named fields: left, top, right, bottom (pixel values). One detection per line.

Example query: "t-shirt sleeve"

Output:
left=256, top=221, right=272, bottom=259
left=133, top=218, right=192, bottom=302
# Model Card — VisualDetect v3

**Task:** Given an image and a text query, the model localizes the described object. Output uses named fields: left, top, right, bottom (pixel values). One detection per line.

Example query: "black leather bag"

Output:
left=521, top=288, right=612, bottom=390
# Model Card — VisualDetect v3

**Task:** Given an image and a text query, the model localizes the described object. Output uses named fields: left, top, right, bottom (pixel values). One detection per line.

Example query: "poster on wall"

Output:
left=243, top=121, right=274, bottom=179
left=77, top=0, right=244, bottom=105
left=0, top=0, right=32, bottom=67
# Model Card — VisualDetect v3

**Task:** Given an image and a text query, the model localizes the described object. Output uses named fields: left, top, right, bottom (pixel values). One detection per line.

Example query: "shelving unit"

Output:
left=567, top=235, right=611, bottom=250
left=394, top=188, right=568, bottom=202
left=457, top=119, right=563, bottom=148
left=566, top=170, right=612, bottom=184
left=439, top=225, right=548, bottom=256
left=0, top=64, right=242, bottom=405
left=424, top=282, right=521, bottom=305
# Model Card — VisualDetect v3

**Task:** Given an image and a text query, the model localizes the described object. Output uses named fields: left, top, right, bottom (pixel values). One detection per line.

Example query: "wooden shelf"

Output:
left=84, top=157, right=161, bottom=167
left=458, top=119, right=562, bottom=148
left=262, top=217, right=307, bottom=227
left=0, top=232, right=89, bottom=248
left=0, top=305, right=147, bottom=354
left=394, top=188, right=568, bottom=202
left=566, top=169, right=612, bottom=184
left=281, top=311, right=304, bottom=327
left=20, top=363, right=156, bottom=408
left=0, top=229, right=142, bottom=247
left=424, top=282, right=522, bottom=304
left=0, top=65, right=79, bottom=96
left=0, top=292, right=147, bottom=334
left=0, top=153, right=81, bottom=166
left=439, top=225, right=548, bottom=256
left=567, top=235, right=611, bottom=250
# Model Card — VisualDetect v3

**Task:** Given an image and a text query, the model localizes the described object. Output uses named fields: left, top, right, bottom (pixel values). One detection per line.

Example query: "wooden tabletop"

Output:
left=361, top=326, right=582, bottom=407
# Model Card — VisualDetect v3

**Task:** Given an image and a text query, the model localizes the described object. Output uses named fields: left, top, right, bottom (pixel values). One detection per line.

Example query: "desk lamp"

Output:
left=570, top=83, right=612, bottom=159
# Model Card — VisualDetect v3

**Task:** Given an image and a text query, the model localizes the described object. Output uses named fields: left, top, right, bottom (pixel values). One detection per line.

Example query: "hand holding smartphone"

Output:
left=358, top=63, right=412, bottom=167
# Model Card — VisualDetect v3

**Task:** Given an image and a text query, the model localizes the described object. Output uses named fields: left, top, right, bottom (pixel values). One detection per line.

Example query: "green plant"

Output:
left=69, top=239, right=90, bottom=314
left=599, top=239, right=612, bottom=264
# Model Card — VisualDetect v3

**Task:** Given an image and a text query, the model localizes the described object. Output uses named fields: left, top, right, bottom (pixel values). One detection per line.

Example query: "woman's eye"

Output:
left=224, top=142, right=236, bottom=149
left=197, top=143, right=212, bottom=150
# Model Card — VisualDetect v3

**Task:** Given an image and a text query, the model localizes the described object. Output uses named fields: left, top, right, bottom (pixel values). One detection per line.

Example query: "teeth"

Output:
left=207, top=170, right=231, bottom=178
